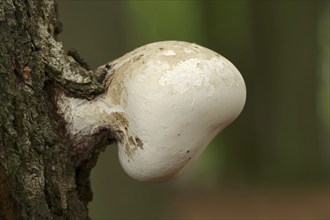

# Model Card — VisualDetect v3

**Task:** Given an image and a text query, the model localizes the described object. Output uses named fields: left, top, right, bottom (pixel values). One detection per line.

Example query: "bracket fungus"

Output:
left=56, top=41, right=246, bottom=182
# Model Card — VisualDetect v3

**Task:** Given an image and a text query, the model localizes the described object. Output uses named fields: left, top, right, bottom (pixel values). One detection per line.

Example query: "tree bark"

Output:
left=0, top=0, right=107, bottom=219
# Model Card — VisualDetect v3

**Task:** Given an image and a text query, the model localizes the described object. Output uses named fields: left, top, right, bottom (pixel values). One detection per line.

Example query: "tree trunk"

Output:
left=0, top=0, right=107, bottom=219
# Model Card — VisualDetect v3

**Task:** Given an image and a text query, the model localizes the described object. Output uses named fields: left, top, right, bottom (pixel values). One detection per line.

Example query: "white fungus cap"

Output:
left=101, top=41, right=246, bottom=182
left=56, top=41, right=246, bottom=182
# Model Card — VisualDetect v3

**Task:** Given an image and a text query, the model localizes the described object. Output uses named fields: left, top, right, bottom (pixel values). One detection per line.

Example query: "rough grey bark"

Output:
left=0, top=0, right=109, bottom=219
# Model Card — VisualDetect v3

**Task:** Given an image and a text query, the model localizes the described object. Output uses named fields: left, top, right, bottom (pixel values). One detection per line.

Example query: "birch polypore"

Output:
left=56, top=41, right=246, bottom=182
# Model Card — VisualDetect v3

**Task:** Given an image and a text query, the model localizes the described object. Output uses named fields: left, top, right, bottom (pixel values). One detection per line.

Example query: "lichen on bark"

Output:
left=0, top=0, right=108, bottom=219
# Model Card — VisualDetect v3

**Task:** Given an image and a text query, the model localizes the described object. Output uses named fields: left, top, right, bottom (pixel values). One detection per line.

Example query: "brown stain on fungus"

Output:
left=125, top=143, right=133, bottom=158
left=110, top=112, right=143, bottom=159
left=125, top=136, right=144, bottom=159
left=112, top=112, right=128, bottom=128
left=135, top=137, right=143, bottom=149
left=108, top=112, right=128, bottom=145
left=128, top=136, right=135, bottom=145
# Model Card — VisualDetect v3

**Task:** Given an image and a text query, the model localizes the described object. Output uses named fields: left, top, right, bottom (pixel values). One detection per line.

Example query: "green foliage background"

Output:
left=57, top=1, right=329, bottom=219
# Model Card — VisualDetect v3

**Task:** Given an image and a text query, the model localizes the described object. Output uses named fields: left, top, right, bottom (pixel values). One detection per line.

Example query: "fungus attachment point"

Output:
left=56, top=41, right=246, bottom=182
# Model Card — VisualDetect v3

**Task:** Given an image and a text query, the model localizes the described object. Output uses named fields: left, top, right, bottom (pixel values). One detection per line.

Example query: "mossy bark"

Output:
left=0, top=0, right=106, bottom=219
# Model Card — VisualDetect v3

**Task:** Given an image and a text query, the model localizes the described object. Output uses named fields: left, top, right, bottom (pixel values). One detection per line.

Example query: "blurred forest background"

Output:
left=57, top=1, right=329, bottom=219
